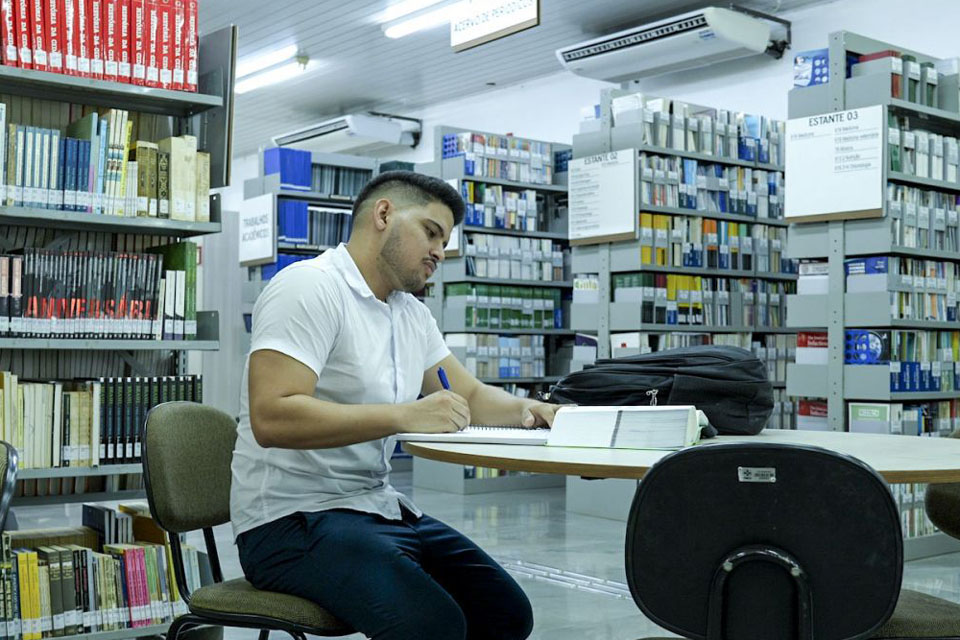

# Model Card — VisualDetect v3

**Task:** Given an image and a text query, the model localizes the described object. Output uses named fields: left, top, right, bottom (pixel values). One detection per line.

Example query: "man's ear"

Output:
left=372, top=198, right=392, bottom=231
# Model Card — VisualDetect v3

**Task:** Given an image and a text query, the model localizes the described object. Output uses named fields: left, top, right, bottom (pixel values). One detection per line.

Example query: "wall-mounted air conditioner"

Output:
left=272, top=113, right=421, bottom=156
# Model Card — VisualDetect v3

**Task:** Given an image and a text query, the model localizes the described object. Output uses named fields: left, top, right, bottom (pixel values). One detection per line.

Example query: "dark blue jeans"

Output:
left=236, top=507, right=533, bottom=640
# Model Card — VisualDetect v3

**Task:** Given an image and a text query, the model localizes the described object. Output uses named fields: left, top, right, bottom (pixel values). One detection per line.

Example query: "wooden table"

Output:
left=403, top=429, right=960, bottom=484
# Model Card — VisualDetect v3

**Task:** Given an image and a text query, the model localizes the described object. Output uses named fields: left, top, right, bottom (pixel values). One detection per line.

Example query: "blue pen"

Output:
left=437, top=366, right=451, bottom=390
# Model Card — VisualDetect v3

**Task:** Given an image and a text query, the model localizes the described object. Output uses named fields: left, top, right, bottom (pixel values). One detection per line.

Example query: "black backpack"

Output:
left=549, top=345, right=773, bottom=436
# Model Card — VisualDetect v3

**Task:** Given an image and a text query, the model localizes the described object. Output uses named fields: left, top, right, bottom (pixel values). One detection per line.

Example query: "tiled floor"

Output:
left=12, top=470, right=960, bottom=640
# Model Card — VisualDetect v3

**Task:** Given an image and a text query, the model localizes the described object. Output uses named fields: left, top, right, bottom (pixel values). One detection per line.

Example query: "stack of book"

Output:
left=846, top=255, right=959, bottom=322
left=276, top=198, right=353, bottom=248
left=441, top=132, right=554, bottom=186
left=639, top=154, right=784, bottom=219
left=0, top=503, right=212, bottom=640
left=0, top=106, right=210, bottom=221
left=844, top=328, right=960, bottom=392
left=444, top=333, right=546, bottom=380
left=885, top=184, right=960, bottom=251
left=0, top=0, right=200, bottom=91
left=0, top=372, right=202, bottom=469
left=460, top=182, right=541, bottom=231
left=635, top=213, right=795, bottom=274
left=443, top=283, right=564, bottom=331
left=601, top=93, right=786, bottom=166
left=889, top=117, right=960, bottom=183
left=848, top=400, right=958, bottom=437
left=0, top=241, right=198, bottom=341
left=463, top=233, right=566, bottom=282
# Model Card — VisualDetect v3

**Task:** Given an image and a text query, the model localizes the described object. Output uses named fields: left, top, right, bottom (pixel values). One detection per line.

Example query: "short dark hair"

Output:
left=353, top=170, right=464, bottom=226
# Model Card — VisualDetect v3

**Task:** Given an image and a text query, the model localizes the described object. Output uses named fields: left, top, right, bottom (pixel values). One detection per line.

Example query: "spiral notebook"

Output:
left=397, top=425, right=550, bottom=445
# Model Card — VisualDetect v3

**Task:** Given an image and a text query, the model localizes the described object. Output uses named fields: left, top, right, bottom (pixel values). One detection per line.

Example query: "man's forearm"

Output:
left=252, top=395, right=407, bottom=449
left=467, top=383, right=537, bottom=426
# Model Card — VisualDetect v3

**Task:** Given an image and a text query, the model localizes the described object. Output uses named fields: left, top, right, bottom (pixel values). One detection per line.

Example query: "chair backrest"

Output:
left=143, top=402, right=237, bottom=533
left=0, top=442, right=18, bottom=531
left=626, top=442, right=902, bottom=640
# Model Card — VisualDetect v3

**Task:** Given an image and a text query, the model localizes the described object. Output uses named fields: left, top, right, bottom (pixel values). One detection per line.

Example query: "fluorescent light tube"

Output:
left=384, top=1, right=464, bottom=38
left=236, top=44, right=298, bottom=79
left=235, top=60, right=307, bottom=94
left=378, top=0, right=448, bottom=23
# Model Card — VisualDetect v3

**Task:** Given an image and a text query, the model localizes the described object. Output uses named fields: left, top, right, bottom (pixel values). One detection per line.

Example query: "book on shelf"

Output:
left=0, top=521, right=200, bottom=635
left=0, top=372, right=202, bottom=469
left=444, top=333, right=546, bottom=380
left=311, top=162, right=372, bottom=198
left=459, top=181, right=542, bottom=231
left=441, top=131, right=555, bottom=186
left=399, top=405, right=704, bottom=450
left=844, top=328, right=960, bottom=393
left=462, top=234, right=565, bottom=282
left=1, top=0, right=200, bottom=91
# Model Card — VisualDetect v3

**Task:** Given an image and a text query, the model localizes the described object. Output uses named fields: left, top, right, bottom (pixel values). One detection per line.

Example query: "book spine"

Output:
left=183, top=0, right=195, bottom=91
left=74, top=0, right=87, bottom=76
left=129, top=0, right=144, bottom=85
left=144, top=0, right=158, bottom=87
left=116, top=0, right=129, bottom=81
left=28, top=0, right=44, bottom=71
left=88, top=0, right=102, bottom=78
left=1, top=0, right=16, bottom=66
left=101, top=0, right=117, bottom=81
left=45, top=0, right=60, bottom=72
left=157, top=0, right=171, bottom=88
left=170, top=0, right=183, bottom=90
left=62, top=0, right=76, bottom=75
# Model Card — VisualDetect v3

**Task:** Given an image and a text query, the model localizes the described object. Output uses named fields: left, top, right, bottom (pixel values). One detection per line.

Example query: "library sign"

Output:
left=450, top=0, right=539, bottom=52
left=785, top=105, right=884, bottom=222
left=239, top=193, right=276, bottom=267
left=568, top=150, right=638, bottom=245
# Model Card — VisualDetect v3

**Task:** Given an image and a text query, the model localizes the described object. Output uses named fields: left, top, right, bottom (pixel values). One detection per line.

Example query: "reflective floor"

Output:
left=14, top=469, right=960, bottom=640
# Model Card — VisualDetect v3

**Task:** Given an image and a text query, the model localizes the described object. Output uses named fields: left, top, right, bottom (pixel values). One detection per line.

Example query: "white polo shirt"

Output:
left=230, top=244, right=450, bottom=538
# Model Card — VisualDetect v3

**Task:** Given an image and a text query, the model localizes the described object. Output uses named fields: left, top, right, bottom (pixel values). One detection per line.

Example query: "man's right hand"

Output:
left=401, top=390, right=471, bottom=433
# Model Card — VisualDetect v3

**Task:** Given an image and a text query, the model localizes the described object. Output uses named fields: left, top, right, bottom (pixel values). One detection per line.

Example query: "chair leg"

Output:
left=284, top=632, right=305, bottom=640
left=258, top=630, right=270, bottom=640
left=167, top=615, right=196, bottom=640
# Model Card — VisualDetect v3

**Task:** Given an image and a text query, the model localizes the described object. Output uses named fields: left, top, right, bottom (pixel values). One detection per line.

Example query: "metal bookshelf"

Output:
left=0, top=204, right=222, bottom=237
left=0, top=28, right=235, bottom=587
left=0, top=66, right=221, bottom=116
left=784, top=31, right=960, bottom=561
left=417, top=126, right=573, bottom=493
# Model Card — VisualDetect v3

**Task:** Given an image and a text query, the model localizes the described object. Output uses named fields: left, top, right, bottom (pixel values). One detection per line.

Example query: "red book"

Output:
left=184, top=0, right=196, bottom=91
left=102, top=0, right=118, bottom=81
left=117, top=0, right=130, bottom=81
left=29, top=0, right=46, bottom=70
left=75, top=0, right=89, bottom=76
left=14, top=0, right=31, bottom=69
left=88, top=0, right=103, bottom=78
left=145, top=0, right=159, bottom=87
left=46, top=0, right=62, bottom=72
left=158, top=0, right=171, bottom=88
left=130, top=0, right=145, bottom=84
left=1, top=0, right=17, bottom=66
left=62, top=0, right=77, bottom=75
left=171, top=0, right=183, bottom=89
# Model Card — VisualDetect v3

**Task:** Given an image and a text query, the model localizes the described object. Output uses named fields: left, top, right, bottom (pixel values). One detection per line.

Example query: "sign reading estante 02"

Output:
left=450, top=0, right=540, bottom=52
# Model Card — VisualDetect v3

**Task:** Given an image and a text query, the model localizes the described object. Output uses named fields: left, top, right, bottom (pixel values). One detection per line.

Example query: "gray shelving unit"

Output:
left=568, top=88, right=795, bottom=364
left=413, top=457, right=563, bottom=495
left=785, top=30, right=960, bottom=428
left=784, top=31, right=960, bottom=561
left=1, top=32, right=234, bottom=586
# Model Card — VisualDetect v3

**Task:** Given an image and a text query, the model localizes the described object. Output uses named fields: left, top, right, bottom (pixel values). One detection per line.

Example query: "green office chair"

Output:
left=142, top=401, right=354, bottom=640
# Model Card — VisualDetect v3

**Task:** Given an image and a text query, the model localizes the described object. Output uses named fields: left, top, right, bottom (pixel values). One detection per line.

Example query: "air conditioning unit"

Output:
left=556, top=6, right=790, bottom=83
left=272, top=113, right=421, bottom=156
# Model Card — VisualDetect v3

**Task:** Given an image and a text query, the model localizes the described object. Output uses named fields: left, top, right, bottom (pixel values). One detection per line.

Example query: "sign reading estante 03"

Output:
left=450, top=0, right=540, bottom=52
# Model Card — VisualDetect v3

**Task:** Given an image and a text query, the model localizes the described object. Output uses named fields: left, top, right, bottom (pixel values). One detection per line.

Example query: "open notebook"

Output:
left=397, top=406, right=707, bottom=449
left=397, top=426, right=549, bottom=445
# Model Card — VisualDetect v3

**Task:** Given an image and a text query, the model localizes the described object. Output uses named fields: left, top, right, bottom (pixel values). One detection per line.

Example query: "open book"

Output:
left=397, top=405, right=704, bottom=450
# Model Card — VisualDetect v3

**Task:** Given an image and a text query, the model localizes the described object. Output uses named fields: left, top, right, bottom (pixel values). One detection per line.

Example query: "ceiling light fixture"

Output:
left=383, top=0, right=465, bottom=38
left=235, top=57, right=310, bottom=94
left=378, top=0, right=448, bottom=23
left=235, top=44, right=299, bottom=79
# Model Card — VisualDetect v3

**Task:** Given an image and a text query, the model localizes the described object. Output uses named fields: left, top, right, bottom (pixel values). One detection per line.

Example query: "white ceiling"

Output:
left=199, top=0, right=826, bottom=157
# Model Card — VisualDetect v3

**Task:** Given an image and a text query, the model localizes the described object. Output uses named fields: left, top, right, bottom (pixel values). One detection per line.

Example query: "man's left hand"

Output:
left=521, top=402, right=562, bottom=428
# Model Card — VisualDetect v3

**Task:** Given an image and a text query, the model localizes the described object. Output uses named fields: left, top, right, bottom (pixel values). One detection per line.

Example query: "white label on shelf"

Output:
left=641, top=167, right=654, bottom=180
left=888, top=127, right=901, bottom=145
left=890, top=361, right=901, bottom=373
left=933, top=361, right=943, bottom=377
left=569, top=150, right=637, bottom=243
left=918, top=207, right=930, bottom=228
left=692, top=290, right=703, bottom=303
left=903, top=131, right=916, bottom=149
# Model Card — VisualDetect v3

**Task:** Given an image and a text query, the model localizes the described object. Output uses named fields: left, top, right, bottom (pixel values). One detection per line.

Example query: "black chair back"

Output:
left=626, top=442, right=903, bottom=640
